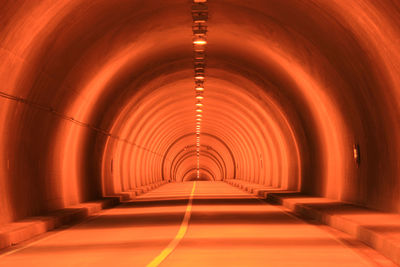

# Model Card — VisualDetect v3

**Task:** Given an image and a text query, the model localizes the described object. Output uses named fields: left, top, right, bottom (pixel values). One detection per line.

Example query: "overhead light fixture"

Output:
left=193, top=39, right=207, bottom=45
left=192, top=0, right=208, bottom=180
left=195, top=63, right=205, bottom=69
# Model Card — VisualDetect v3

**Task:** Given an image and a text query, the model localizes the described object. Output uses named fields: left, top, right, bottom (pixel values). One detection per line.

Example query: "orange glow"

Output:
left=193, top=40, right=207, bottom=45
left=1, top=0, right=400, bottom=265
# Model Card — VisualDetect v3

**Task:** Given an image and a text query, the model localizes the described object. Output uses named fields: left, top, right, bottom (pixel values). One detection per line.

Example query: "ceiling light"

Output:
left=192, top=2, right=208, bottom=173
left=193, top=39, right=207, bottom=45
left=195, top=72, right=205, bottom=79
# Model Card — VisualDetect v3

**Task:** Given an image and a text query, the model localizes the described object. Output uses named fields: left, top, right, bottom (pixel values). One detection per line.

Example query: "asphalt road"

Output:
left=0, top=181, right=391, bottom=267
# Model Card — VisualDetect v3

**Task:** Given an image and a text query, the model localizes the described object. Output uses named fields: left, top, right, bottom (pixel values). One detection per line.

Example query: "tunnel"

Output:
left=1, top=0, right=400, bottom=266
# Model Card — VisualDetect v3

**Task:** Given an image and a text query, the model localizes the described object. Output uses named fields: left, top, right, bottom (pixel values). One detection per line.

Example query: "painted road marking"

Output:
left=146, top=181, right=197, bottom=267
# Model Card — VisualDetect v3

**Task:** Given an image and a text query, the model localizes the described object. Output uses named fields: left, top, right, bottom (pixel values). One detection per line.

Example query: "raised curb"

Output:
left=225, top=179, right=400, bottom=266
left=0, top=197, right=120, bottom=250
left=0, top=180, right=168, bottom=251
left=266, top=193, right=400, bottom=266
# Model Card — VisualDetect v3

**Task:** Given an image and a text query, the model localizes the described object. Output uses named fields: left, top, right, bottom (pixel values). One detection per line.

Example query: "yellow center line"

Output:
left=146, top=181, right=197, bottom=267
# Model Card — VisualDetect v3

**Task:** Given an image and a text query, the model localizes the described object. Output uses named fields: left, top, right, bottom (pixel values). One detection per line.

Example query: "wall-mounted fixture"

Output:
left=353, top=144, right=360, bottom=166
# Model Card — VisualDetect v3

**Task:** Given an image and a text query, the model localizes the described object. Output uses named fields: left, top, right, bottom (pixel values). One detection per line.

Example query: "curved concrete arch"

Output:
left=182, top=167, right=216, bottom=182
left=170, top=145, right=227, bottom=181
left=1, top=0, right=400, bottom=227
left=172, top=148, right=225, bottom=182
left=161, top=132, right=237, bottom=181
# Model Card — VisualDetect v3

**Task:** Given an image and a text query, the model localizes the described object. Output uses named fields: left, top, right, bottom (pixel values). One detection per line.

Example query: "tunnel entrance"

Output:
left=184, top=174, right=212, bottom=181
left=182, top=168, right=214, bottom=181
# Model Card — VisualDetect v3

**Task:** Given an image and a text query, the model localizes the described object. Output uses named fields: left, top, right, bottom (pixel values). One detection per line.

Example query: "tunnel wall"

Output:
left=1, top=0, right=400, bottom=225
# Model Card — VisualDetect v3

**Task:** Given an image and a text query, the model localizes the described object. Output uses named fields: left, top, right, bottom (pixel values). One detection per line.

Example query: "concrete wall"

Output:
left=1, top=0, right=400, bottom=224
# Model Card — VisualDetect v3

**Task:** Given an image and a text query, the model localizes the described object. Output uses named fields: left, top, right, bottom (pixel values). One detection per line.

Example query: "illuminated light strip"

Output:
left=193, top=40, right=207, bottom=45
left=192, top=0, right=208, bottom=180
left=146, top=182, right=197, bottom=267
left=192, top=0, right=208, bottom=179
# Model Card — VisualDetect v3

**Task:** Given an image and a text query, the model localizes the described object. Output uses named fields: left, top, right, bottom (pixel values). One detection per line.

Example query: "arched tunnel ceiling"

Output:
left=1, top=0, right=400, bottom=224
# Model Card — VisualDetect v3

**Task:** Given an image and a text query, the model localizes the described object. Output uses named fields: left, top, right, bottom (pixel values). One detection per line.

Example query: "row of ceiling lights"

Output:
left=192, top=0, right=208, bottom=179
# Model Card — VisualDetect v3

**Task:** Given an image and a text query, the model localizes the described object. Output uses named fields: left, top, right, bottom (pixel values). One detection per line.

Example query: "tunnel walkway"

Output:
left=0, top=182, right=394, bottom=267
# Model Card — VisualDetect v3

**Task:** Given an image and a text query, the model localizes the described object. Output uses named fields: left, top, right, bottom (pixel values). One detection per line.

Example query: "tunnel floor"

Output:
left=0, top=182, right=392, bottom=266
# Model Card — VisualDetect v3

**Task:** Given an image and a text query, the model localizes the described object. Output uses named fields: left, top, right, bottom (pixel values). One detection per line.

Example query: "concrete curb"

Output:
left=0, top=197, right=120, bottom=250
left=225, top=179, right=400, bottom=266
left=266, top=193, right=400, bottom=266
left=0, top=180, right=168, bottom=251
